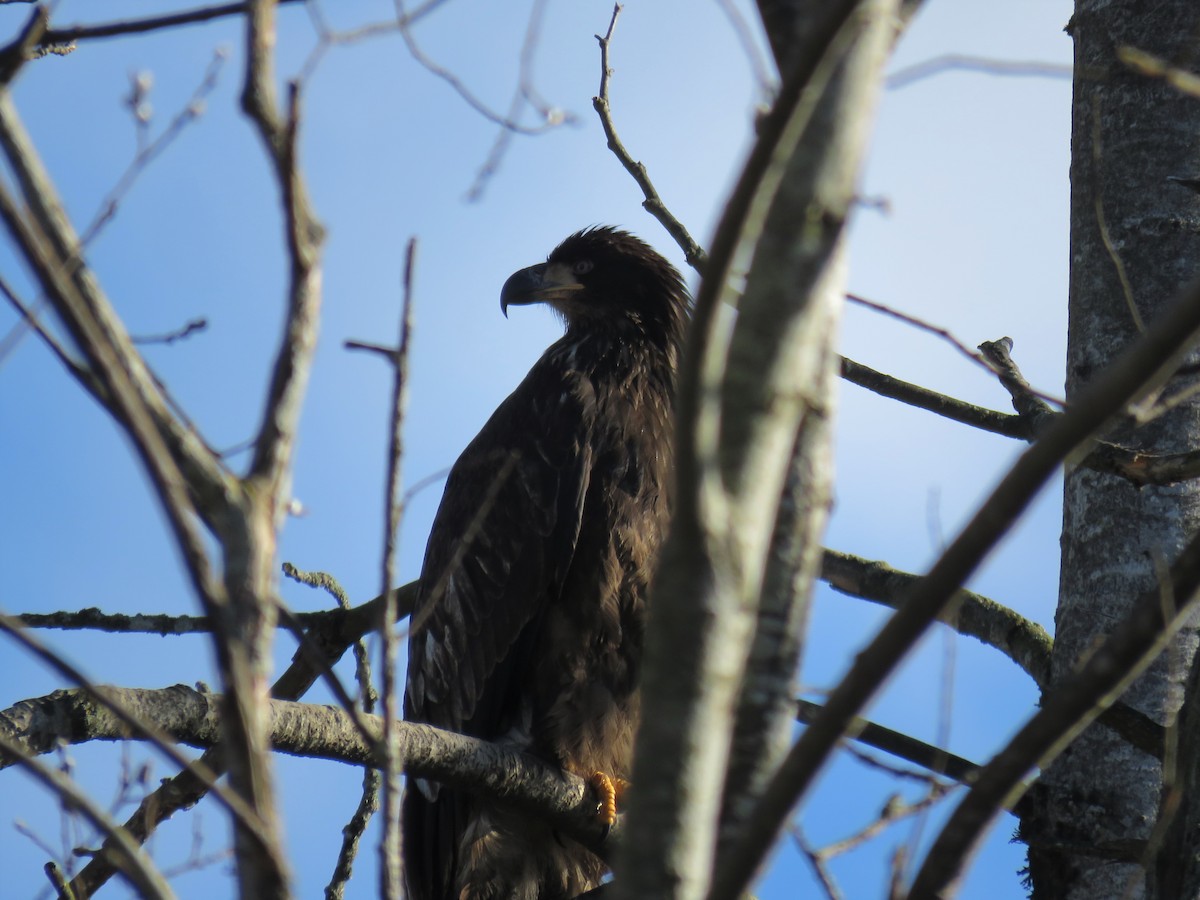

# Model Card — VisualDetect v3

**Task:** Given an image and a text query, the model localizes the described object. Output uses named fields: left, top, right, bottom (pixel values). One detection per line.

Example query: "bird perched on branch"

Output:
left=402, top=227, right=689, bottom=900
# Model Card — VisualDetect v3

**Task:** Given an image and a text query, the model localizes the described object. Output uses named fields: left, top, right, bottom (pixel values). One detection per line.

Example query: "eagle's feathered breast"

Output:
left=403, top=228, right=687, bottom=900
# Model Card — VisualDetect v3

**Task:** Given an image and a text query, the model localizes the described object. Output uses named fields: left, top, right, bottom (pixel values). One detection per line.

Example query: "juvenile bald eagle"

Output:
left=402, top=227, right=688, bottom=900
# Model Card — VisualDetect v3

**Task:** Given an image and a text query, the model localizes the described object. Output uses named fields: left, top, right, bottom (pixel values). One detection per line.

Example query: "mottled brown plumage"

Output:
left=402, top=227, right=688, bottom=900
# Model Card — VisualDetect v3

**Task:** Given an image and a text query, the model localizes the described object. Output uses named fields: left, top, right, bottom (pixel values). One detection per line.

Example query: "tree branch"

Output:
left=378, top=237, right=417, bottom=899
left=713, top=268, right=1200, bottom=900
left=63, top=580, right=416, bottom=897
left=840, top=355, right=1030, bottom=438
left=0, top=729, right=176, bottom=900
left=909, top=511, right=1200, bottom=898
left=820, top=549, right=1052, bottom=684
left=37, top=0, right=305, bottom=48
left=624, top=3, right=899, bottom=899
left=592, top=4, right=707, bottom=272
left=795, top=699, right=978, bottom=785
left=0, top=686, right=617, bottom=862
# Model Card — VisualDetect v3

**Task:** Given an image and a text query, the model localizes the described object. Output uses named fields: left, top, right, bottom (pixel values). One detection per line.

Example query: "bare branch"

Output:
left=0, top=610, right=268, bottom=838
left=847, top=293, right=1065, bottom=407
left=814, top=785, right=954, bottom=860
left=794, top=825, right=845, bottom=900
left=0, top=730, right=176, bottom=900
left=592, top=4, right=708, bottom=272
left=909, top=516, right=1200, bottom=897
left=466, top=0, right=574, bottom=200
left=820, top=549, right=1051, bottom=683
left=717, top=271, right=1200, bottom=900
left=131, top=318, right=209, bottom=346
left=886, top=54, right=1072, bottom=90
left=395, top=0, right=564, bottom=137
left=820, top=549, right=1165, bottom=759
left=840, top=355, right=1029, bottom=438
left=12, top=578, right=417, bottom=635
left=82, top=50, right=229, bottom=248
left=796, top=699, right=978, bottom=785
left=38, top=0, right=306, bottom=48
left=1118, top=46, right=1200, bottom=100
left=0, top=90, right=228, bottom=602
left=241, top=45, right=325, bottom=492
left=980, top=337, right=1200, bottom=487
left=322, top=573, right=380, bottom=900
left=64, top=580, right=416, bottom=896
left=713, top=0, right=776, bottom=98
left=0, top=7, right=49, bottom=85
left=627, top=2, right=900, bottom=898
left=977, top=338, right=1059, bottom=428
left=328, top=767, right=381, bottom=900
left=1, top=687, right=618, bottom=861
left=0, top=99, right=234, bottom=532
left=379, top=237, right=417, bottom=900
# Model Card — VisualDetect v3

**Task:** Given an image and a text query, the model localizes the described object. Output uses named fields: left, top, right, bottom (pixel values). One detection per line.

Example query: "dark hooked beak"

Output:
left=500, top=264, right=547, bottom=318
left=499, top=262, right=583, bottom=318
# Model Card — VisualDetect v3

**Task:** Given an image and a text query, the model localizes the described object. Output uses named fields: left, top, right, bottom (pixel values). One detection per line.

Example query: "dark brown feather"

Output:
left=403, top=227, right=688, bottom=900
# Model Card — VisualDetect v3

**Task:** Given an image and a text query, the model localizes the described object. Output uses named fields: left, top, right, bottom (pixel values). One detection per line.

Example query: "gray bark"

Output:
left=612, top=3, right=896, bottom=898
left=1023, top=2, right=1200, bottom=897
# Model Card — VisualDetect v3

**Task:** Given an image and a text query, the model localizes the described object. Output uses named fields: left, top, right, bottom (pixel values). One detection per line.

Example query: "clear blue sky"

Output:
left=1, top=0, right=1072, bottom=896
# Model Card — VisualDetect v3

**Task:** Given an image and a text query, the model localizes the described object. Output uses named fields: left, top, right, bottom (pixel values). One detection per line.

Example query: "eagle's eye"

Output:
left=572, top=260, right=594, bottom=276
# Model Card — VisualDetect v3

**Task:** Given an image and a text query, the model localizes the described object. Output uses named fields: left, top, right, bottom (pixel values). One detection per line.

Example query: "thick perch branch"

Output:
left=0, top=686, right=616, bottom=860
left=61, top=579, right=414, bottom=897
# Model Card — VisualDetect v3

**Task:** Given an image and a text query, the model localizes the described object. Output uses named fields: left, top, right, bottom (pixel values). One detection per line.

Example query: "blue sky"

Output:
left=1, top=0, right=1072, bottom=896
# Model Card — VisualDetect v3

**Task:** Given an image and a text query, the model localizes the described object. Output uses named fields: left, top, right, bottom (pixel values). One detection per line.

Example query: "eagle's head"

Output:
left=500, top=226, right=689, bottom=348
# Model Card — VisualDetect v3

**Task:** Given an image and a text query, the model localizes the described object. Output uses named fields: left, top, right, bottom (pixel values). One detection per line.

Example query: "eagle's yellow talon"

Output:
left=589, top=771, right=630, bottom=829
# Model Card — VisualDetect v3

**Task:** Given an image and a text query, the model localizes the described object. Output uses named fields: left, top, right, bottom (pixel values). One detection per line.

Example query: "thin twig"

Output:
left=320, top=567, right=380, bottom=900
left=297, top=0, right=452, bottom=85
left=465, top=0, right=571, bottom=201
left=379, top=237, right=417, bottom=900
left=886, top=54, right=1072, bottom=90
left=131, top=318, right=209, bottom=346
left=345, top=339, right=398, bottom=359
left=1118, top=46, right=1200, bottom=99
left=0, top=277, right=100, bottom=392
left=978, top=338, right=1200, bottom=487
left=977, top=338, right=1058, bottom=427
left=793, top=825, right=845, bottom=900
left=394, top=0, right=562, bottom=137
left=0, top=732, right=175, bottom=900
left=846, top=293, right=1065, bottom=406
left=713, top=0, right=776, bottom=98
left=39, top=0, right=305, bottom=48
left=81, top=50, right=228, bottom=248
left=1090, top=95, right=1144, bottom=334
left=796, top=699, right=978, bottom=785
left=592, top=4, right=707, bottom=272
left=327, top=767, right=381, bottom=900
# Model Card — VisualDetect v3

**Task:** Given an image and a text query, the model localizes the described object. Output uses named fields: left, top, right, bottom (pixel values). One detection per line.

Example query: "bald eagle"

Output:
left=402, top=227, right=689, bottom=900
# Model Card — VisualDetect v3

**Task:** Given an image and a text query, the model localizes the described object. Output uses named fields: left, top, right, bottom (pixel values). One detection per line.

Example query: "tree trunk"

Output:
left=1023, top=2, right=1200, bottom=897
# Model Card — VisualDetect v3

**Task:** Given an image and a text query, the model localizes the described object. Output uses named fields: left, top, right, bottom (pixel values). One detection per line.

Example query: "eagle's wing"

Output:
left=403, top=362, right=595, bottom=900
